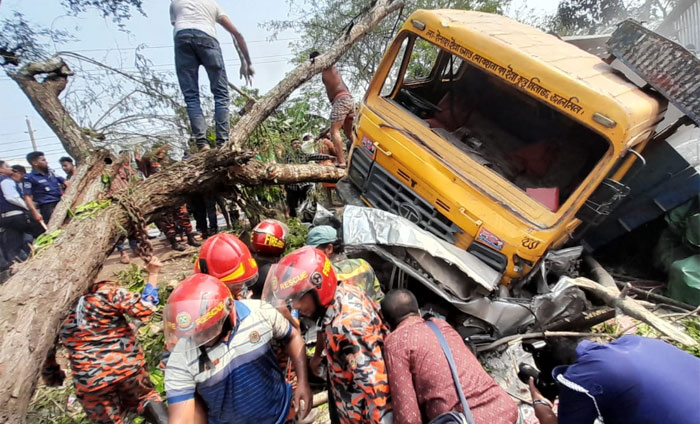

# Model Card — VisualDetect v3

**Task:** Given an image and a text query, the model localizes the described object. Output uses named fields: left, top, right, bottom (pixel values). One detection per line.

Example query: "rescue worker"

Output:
left=0, top=165, right=42, bottom=263
left=305, top=225, right=385, bottom=388
left=163, top=273, right=312, bottom=423
left=135, top=146, right=200, bottom=251
left=264, top=246, right=393, bottom=424
left=59, top=156, right=75, bottom=180
left=23, top=151, right=68, bottom=224
left=309, top=51, right=353, bottom=168
left=41, top=257, right=168, bottom=424
left=249, top=219, right=288, bottom=298
left=194, top=230, right=299, bottom=383
left=306, top=225, right=384, bottom=301
left=193, top=233, right=259, bottom=299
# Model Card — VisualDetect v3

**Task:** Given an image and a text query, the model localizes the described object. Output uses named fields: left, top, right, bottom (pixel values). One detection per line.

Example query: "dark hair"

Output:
left=0, top=160, right=5, bottom=167
left=26, top=151, right=44, bottom=164
left=381, top=289, right=420, bottom=330
left=59, top=156, right=74, bottom=164
left=545, top=337, right=580, bottom=366
left=309, top=51, right=320, bottom=60
left=317, top=241, right=343, bottom=254
left=11, top=164, right=26, bottom=174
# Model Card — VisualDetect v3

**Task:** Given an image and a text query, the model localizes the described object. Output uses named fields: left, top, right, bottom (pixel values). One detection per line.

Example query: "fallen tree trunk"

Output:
left=570, top=277, right=698, bottom=346
left=46, top=150, right=113, bottom=232
left=0, top=1, right=402, bottom=419
left=0, top=154, right=344, bottom=422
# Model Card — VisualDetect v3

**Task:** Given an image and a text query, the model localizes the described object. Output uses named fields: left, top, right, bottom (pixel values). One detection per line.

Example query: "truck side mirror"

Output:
left=576, top=178, right=631, bottom=225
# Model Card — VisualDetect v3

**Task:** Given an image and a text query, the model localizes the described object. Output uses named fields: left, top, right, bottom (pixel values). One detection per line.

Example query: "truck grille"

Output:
left=350, top=151, right=464, bottom=243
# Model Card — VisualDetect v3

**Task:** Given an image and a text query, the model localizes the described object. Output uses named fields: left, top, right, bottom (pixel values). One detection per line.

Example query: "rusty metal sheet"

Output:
left=607, top=19, right=700, bottom=126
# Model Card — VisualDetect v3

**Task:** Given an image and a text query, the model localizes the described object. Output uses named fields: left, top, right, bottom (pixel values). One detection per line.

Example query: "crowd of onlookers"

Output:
left=0, top=128, right=341, bottom=279
left=0, top=153, right=73, bottom=277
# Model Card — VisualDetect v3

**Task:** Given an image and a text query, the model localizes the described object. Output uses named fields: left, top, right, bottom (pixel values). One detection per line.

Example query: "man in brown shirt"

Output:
left=382, top=289, right=519, bottom=424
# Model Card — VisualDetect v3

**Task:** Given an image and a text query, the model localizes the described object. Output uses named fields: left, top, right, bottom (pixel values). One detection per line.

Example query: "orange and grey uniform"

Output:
left=42, top=281, right=161, bottom=423
left=323, top=284, right=392, bottom=424
left=136, top=155, right=193, bottom=237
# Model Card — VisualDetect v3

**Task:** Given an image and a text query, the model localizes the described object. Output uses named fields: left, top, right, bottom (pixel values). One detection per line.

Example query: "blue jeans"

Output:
left=175, top=29, right=230, bottom=147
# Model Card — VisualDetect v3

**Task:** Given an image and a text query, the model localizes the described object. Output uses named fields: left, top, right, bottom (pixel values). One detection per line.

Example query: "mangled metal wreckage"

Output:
left=341, top=206, right=593, bottom=343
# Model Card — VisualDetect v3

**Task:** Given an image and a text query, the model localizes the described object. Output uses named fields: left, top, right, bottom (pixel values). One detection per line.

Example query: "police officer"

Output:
left=23, top=151, right=68, bottom=225
left=1, top=165, right=43, bottom=262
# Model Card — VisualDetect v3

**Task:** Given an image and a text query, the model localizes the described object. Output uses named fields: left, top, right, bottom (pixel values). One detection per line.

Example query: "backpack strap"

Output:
left=426, top=320, right=475, bottom=424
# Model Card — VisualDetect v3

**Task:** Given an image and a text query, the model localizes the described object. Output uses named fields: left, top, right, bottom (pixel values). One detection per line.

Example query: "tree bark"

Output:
left=7, top=57, right=93, bottom=162
left=0, top=154, right=344, bottom=423
left=46, top=150, right=113, bottom=232
left=0, top=1, right=401, bottom=419
left=570, top=277, right=698, bottom=346
left=225, top=0, right=404, bottom=150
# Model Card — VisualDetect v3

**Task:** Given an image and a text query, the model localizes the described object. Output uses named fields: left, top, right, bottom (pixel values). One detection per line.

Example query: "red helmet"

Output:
left=194, top=233, right=259, bottom=294
left=164, top=273, right=235, bottom=351
left=251, top=219, right=289, bottom=255
left=262, top=246, right=337, bottom=308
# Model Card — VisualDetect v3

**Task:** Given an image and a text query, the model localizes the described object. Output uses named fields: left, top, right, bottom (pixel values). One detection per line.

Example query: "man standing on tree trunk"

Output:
left=170, top=0, right=254, bottom=150
left=310, top=51, right=354, bottom=168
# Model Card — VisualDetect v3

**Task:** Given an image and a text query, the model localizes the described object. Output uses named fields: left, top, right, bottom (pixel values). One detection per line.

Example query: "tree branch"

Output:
left=225, top=0, right=404, bottom=150
left=0, top=2, right=401, bottom=418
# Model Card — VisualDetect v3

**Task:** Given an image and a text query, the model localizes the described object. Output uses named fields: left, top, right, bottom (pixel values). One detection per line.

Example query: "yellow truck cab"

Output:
left=344, top=10, right=666, bottom=284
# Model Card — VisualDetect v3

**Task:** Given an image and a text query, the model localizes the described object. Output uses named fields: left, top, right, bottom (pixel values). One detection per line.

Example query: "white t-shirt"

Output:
left=170, top=0, right=227, bottom=40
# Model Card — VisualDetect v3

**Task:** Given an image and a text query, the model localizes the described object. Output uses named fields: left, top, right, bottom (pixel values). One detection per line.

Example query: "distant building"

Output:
left=656, top=0, right=699, bottom=51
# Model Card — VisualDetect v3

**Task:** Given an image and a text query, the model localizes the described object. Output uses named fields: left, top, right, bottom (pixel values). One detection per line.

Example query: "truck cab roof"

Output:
left=409, top=9, right=666, bottom=151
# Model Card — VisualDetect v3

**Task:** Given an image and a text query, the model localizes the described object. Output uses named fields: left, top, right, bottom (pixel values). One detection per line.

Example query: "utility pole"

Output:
left=25, top=116, right=38, bottom=151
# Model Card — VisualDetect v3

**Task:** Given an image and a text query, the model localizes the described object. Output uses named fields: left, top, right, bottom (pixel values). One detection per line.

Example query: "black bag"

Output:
left=426, top=320, right=476, bottom=424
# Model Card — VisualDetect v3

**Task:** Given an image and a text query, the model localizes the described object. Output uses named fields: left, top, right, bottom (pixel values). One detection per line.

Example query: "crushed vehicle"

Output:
left=335, top=10, right=700, bottom=343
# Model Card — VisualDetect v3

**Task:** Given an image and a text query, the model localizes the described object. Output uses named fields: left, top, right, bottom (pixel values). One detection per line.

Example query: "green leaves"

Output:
left=284, top=218, right=310, bottom=254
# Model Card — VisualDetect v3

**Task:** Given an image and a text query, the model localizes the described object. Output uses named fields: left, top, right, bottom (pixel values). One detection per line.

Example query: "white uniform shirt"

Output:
left=170, top=0, right=227, bottom=40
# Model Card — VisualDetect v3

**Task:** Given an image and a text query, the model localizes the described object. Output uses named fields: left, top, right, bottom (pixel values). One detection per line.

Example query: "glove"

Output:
left=142, top=283, right=160, bottom=306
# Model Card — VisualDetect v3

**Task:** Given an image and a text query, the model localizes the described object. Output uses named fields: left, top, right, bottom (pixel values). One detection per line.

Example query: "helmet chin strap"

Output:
left=198, top=312, right=236, bottom=373
left=310, top=290, right=327, bottom=321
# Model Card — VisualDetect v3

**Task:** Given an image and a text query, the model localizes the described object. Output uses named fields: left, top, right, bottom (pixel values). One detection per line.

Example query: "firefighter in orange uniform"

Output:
left=264, top=247, right=393, bottom=424
left=41, top=257, right=168, bottom=424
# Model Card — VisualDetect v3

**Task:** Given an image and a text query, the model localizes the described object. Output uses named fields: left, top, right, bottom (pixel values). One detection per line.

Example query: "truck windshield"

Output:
left=381, top=35, right=609, bottom=212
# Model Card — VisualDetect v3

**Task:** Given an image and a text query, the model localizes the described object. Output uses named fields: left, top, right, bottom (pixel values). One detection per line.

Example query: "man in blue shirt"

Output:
left=164, top=274, right=312, bottom=424
left=529, top=335, right=700, bottom=424
left=23, top=151, right=68, bottom=224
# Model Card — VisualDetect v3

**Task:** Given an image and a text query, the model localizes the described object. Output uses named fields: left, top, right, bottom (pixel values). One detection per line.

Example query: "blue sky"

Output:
left=0, top=0, right=558, bottom=173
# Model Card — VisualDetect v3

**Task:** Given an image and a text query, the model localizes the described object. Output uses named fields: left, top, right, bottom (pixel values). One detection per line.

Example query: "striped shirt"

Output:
left=165, top=300, right=293, bottom=424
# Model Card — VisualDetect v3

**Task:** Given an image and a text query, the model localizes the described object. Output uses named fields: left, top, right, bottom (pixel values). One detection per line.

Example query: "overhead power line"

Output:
left=65, top=37, right=301, bottom=54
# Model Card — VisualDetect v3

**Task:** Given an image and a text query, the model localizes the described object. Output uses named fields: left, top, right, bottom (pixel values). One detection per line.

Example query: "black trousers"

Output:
left=39, top=201, right=59, bottom=223
left=286, top=186, right=311, bottom=218
left=0, top=212, right=43, bottom=263
left=189, top=196, right=218, bottom=234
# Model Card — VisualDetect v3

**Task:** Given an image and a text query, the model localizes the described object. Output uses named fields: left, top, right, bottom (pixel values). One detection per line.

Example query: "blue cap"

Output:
left=305, top=225, right=338, bottom=247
